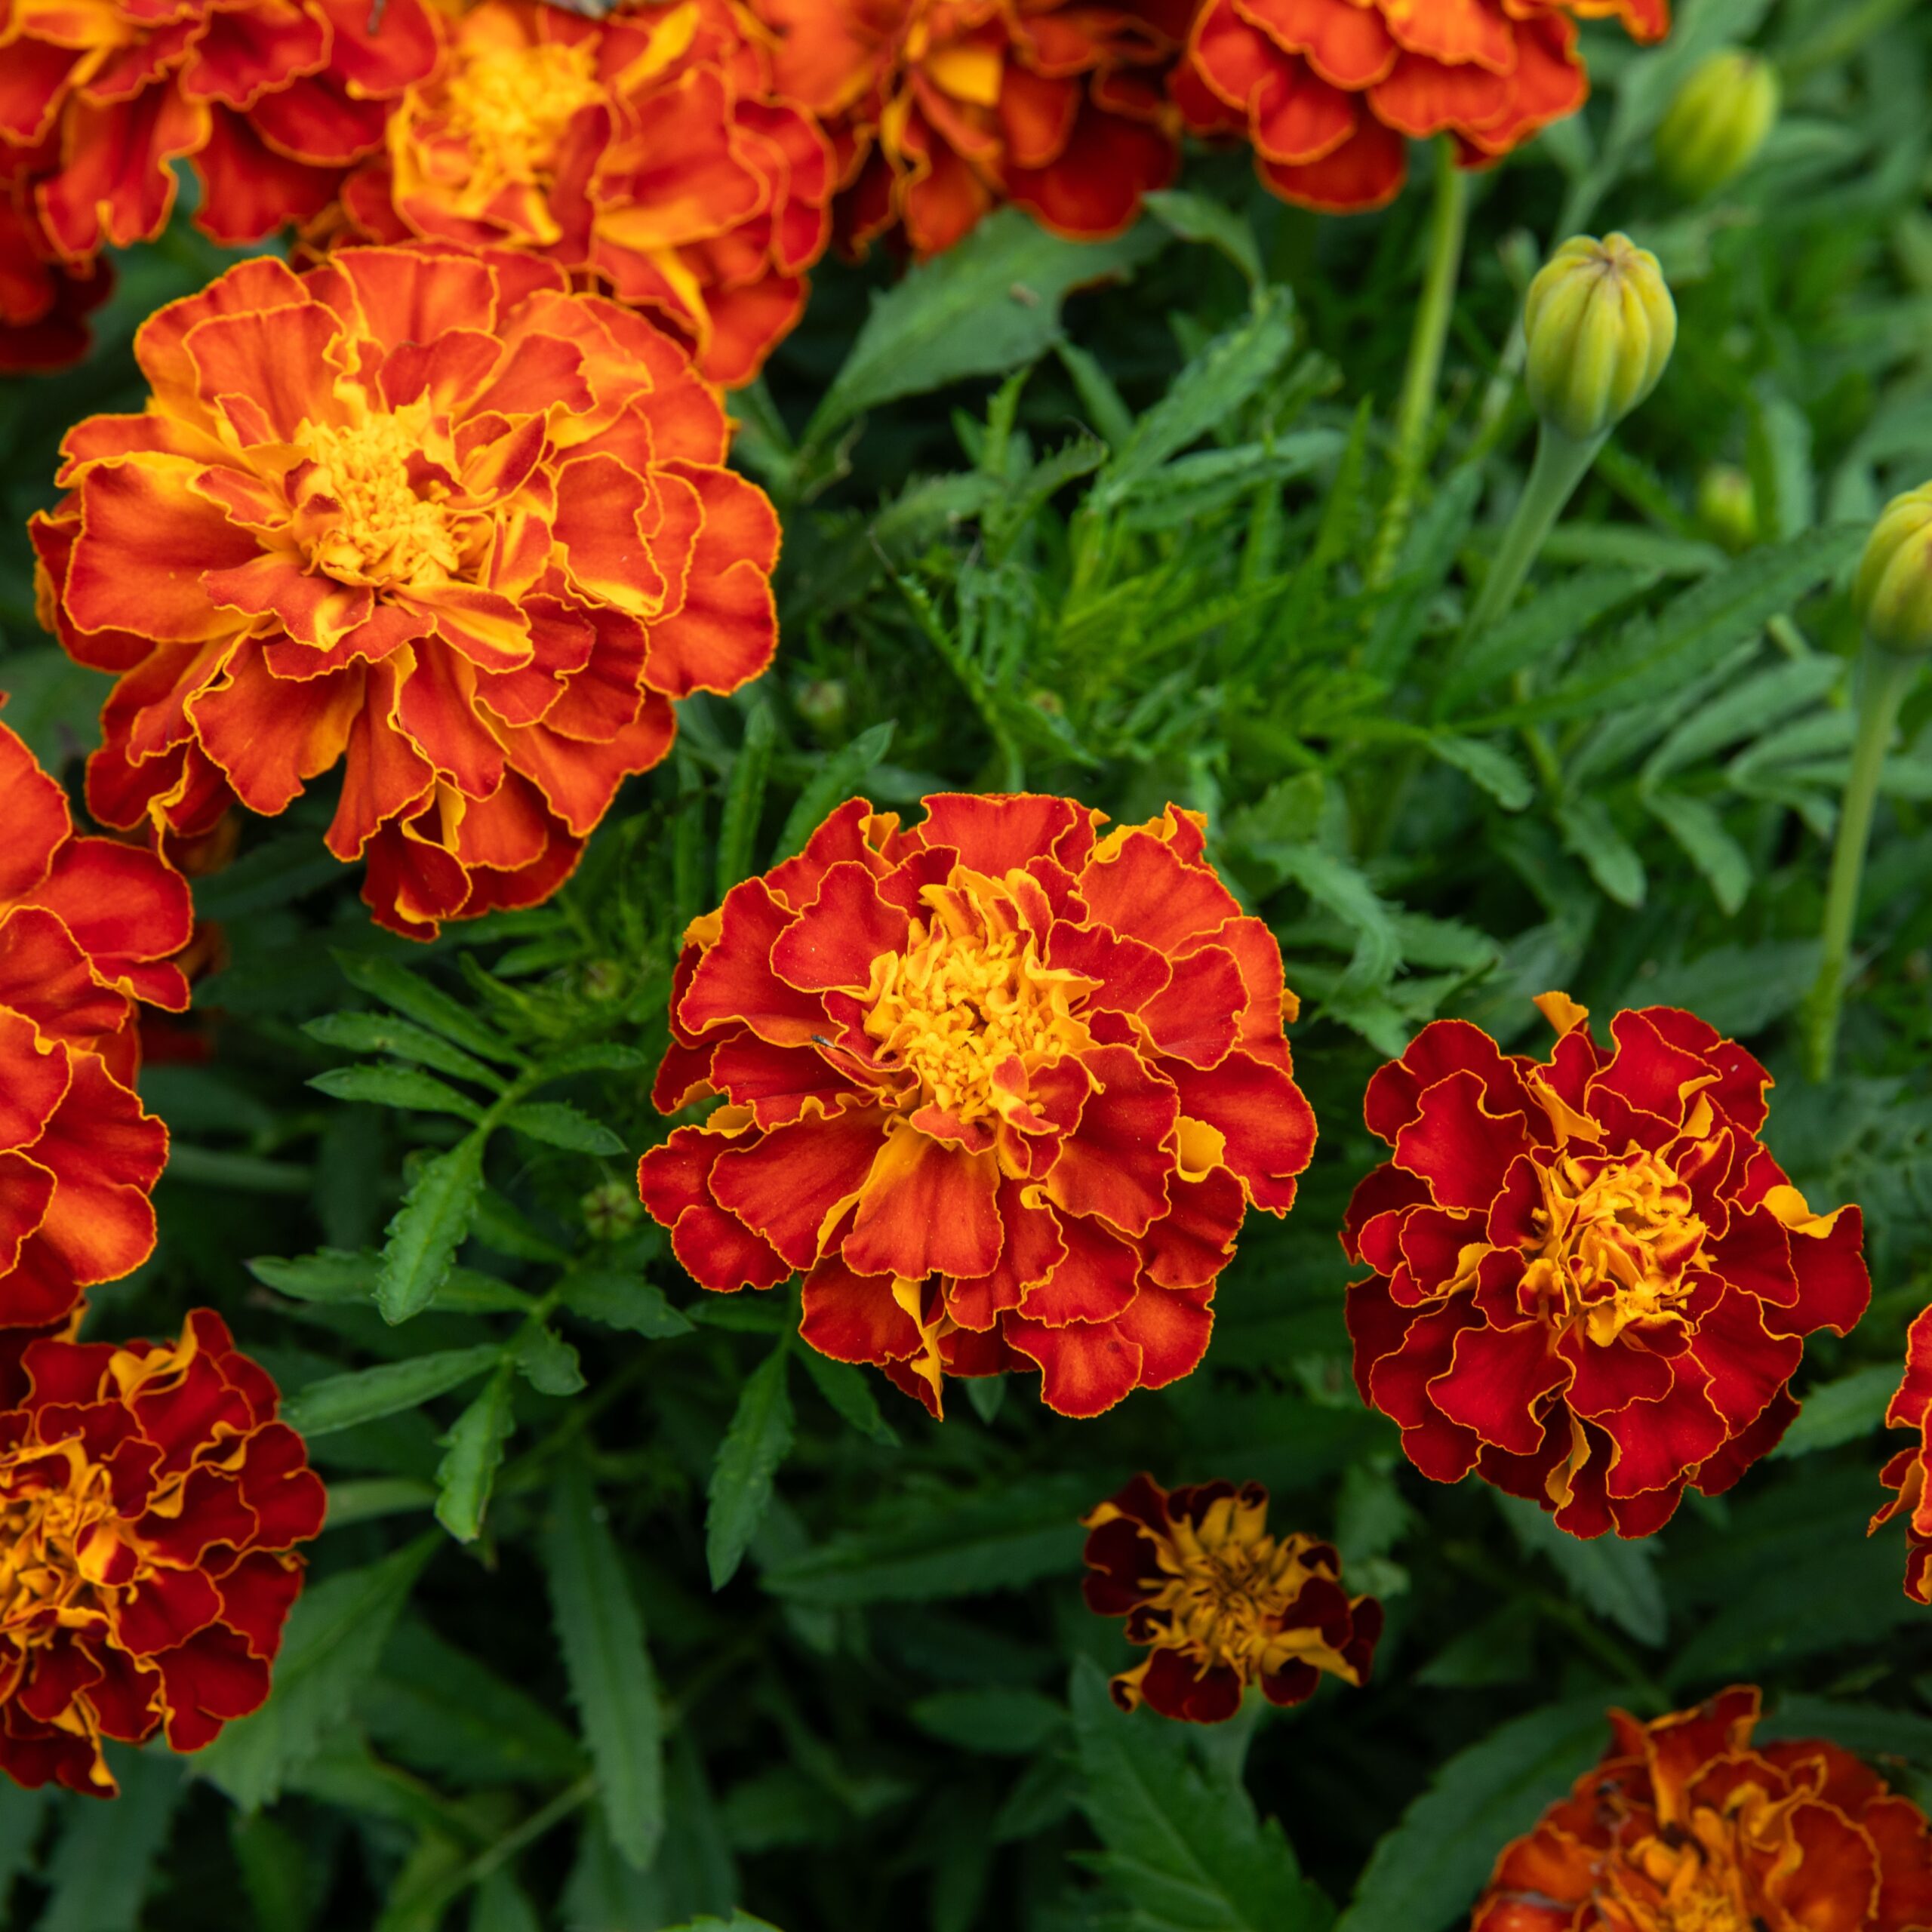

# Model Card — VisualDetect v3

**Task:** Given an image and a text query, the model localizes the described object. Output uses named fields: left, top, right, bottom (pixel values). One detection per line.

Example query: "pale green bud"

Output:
left=1523, top=233, right=1678, bottom=445
left=1854, top=485, right=1932, bottom=658
left=1697, top=465, right=1758, bottom=554
left=1655, top=48, right=1780, bottom=200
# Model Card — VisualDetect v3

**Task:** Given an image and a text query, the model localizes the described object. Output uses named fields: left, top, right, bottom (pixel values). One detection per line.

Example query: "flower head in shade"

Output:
left=749, top=0, right=1192, bottom=258
left=0, top=1309, right=326, bottom=1795
left=0, top=0, right=439, bottom=365
left=638, top=795, right=1317, bottom=1418
left=1871, top=1306, right=1932, bottom=1604
left=1343, top=995, right=1869, bottom=1539
left=32, top=245, right=780, bottom=940
left=0, top=192, right=111, bottom=374
left=318, top=0, right=835, bottom=387
left=1173, top=0, right=1671, bottom=215
left=0, top=718, right=187, bottom=1332
left=1473, top=1687, right=1932, bottom=1932
left=1081, top=1473, right=1381, bottom=1722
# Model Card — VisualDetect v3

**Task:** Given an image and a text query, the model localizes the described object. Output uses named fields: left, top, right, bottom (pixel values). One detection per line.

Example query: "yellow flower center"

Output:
left=1614, top=1828, right=1756, bottom=1932
left=861, top=886, right=1091, bottom=1124
left=1531, top=1149, right=1709, bottom=1346
left=0, top=1452, right=119, bottom=1641
left=295, top=399, right=461, bottom=592
left=440, top=39, right=605, bottom=186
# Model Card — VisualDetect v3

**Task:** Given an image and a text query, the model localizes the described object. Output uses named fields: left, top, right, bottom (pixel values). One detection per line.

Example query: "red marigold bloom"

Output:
left=1081, top=1473, right=1381, bottom=1722
left=318, top=0, right=835, bottom=387
left=0, top=1309, right=325, bottom=1795
left=0, top=189, right=109, bottom=374
left=1871, top=1306, right=1932, bottom=1604
left=1343, top=995, right=1869, bottom=1539
left=749, top=0, right=1193, bottom=258
left=1173, top=0, right=1670, bottom=214
left=638, top=794, right=1317, bottom=1418
left=0, top=715, right=186, bottom=1331
left=31, top=244, right=780, bottom=940
left=1473, top=1687, right=1932, bottom=1932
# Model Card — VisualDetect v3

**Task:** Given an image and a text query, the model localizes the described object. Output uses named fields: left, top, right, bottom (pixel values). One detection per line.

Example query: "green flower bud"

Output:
left=1697, top=465, right=1759, bottom=553
left=1654, top=48, right=1780, bottom=200
left=1523, top=233, right=1678, bottom=445
left=796, top=678, right=848, bottom=736
left=1854, top=485, right=1932, bottom=657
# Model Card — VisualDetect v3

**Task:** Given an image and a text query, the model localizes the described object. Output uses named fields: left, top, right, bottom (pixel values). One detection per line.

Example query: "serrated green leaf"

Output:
left=309, top=1063, right=484, bottom=1121
left=797, top=1349, right=899, bottom=1447
left=706, top=1341, right=794, bottom=1590
left=332, top=954, right=524, bottom=1065
left=284, top=1344, right=503, bottom=1438
left=377, top=1134, right=487, bottom=1324
left=502, top=1100, right=624, bottom=1156
left=561, top=1269, right=693, bottom=1337
left=547, top=1461, right=664, bottom=1872
left=1643, top=792, right=1752, bottom=914
left=249, top=1247, right=535, bottom=1316
left=1774, top=1364, right=1901, bottom=1458
left=1556, top=796, right=1647, bottom=907
left=527, top=1041, right=654, bottom=1081
left=1640, top=655, right=1844, bottom=786
left=515, top=1325, right=586, bottom=1396
left=435, top=1360, right=516, bottom=1543
left=303, top=1012, right=505, bottom=1089
left=912, top=1688, right=1064, bottom=1755
left=40, top=1749, right=183, bottom=1932
left=1498, top=1495, right=1666, bottom=1646
left=1429, top=734, right=1534, bottom=810
left=1437, top=566, right=1649, bottom=714
left=1143, top=187, right=1263, bottom=284
left=1632, top=939, right=1822, bottom=1035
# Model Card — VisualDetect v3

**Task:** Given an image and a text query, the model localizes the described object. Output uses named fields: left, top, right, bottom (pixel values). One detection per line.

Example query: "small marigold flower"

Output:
left=637, top=794, right=1317, bottom=1418
left=0, top=715, right=187, bottom=1331
left=1081, top=1473, right=1381, bottom=1723
left=31, top=245, right=780, bottom=940
left=0, top=0, right=439, bottom=366
left=0, top=1309, right=325, bottom=1795
left=749, top=0, right=1193, bottom=258
left=1472, top=1687, right=1932, bottom=1932
left=1172, top=0, right=1670, bottom=215
left=317, top=0, right=835, bottom=387
left=1871, top=1305, right=1932, bottom=1604
left=1343, top=995, right=1869, bottom=1539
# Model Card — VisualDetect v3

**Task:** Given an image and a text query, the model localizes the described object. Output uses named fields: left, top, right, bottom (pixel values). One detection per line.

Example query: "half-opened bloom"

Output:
left=319, top=0, right=835, bottom=386
left=638, top=795, right=1316, bottom=1417
left=1872, top=1306, right=1932, bottom=1603
left=1081, top=1473, right=1381, bottom=1722
left=1344, top=995, right=1869, bottom=1538
left=1174, top=0, right=1671, bottom=214
left=750, top=0, right=1192, bottom=257
left=1473, top=1687, right=1932, bottom=1932
left=0, top=1309, right=325, bottom=1795
left=32, top=245, right=780, bottom=939
left=0, top=718, right=186, bottom=1331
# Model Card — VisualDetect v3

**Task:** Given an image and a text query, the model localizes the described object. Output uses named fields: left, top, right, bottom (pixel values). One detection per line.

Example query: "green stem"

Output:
left=1369, top=144, right=1471, bottom=589
left=1801, top=645, right=1921, bottom=1081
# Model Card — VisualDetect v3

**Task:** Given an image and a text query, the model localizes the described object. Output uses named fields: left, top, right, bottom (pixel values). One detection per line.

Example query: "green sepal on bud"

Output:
left=1854, top=485, right=1932, bottom=658
left=1654, top=48, right=1780, bottom=200
left=1524, top=233, right=1678, bottom=446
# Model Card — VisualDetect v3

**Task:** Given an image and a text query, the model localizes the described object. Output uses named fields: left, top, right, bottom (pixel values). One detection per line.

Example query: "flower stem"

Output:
left=1370, top=143, right=1470, bottom=588
left=1801, top=645, right=1921, bottom=1081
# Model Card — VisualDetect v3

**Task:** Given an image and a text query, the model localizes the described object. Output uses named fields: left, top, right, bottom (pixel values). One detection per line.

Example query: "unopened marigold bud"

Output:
left=1854, top=485, right=1932, bottom=657
left=1697, top=465, right=1758, bottom=553
left=582, top=1180, right=643, bottom=1241
left=1655, top=48, right=1780, bottom=200
left=1524, top=233, right=1677, bottom=445
left=795, top=679, right=848, bottom=735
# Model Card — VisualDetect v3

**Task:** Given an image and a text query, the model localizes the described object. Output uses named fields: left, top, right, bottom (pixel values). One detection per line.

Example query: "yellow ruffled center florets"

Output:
left=1607, top=1812, right=1764, bottom=1932
left=1530, top=1149, right=1709, bottom=1346
left=296, top=400, right=461, bottom=592
left=441, top=38, right=605, bottom=184
left=0, top=1451, right=118, bottom=1638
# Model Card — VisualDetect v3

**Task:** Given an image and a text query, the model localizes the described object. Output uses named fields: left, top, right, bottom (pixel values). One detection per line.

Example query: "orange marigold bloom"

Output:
left=0, top=0, right=439, bottom=364
left=31, top=244, right=780, bottom=940
left=318, top=0, right=835, bottom=387
left=0, top=1309, right=325, bottom=1795
left=1343, top=995, right=1869, bottom=1539
left=1871, top=1305, right=1932, bottom=1604
left=638, top=794, right=1317, bottom=1418
left=0, top=715, right=186, bottom=1332
left=1173, top=0, right=1670, bottom=214
left=749, top=0, right=1193, bottom=258
left=1473, top=1687, right=1932, bottom=1932
left=1081, top=1473, right=1381, bottom=1723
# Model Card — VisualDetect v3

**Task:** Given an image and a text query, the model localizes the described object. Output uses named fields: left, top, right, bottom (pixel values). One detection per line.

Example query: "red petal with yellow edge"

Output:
left=1166, top=1045, right=1316, bottom=1213
left=800, top=1254, right=921, bottom=1367
left=0, top=1008, right=72, bottom=1153
left=1429, top=1319, right=1564, bottom=1455
left=712, top=1106, right=888, bottom=1270
left=191, top=654, right=362, bottom=817
left=1077, top=823, right=1241, bottom=954
left=643, top=465, right=780, bottom=699
left=770, top=861, right=911, bottom=993
left=1260, top=111, right=1407, bottom=211
left=0, top=725, right=69, bottom=901
left=638, top=1126, right=791, bottom=1294
left=0, top=909, right=128, bottom=1057
left=843, top=1128, right=1002, bottom=1282
left=1392, top=1068, right=1535, bottom=1210
left=1113, top=1281, right=1213, bottom=1391
left=1044, top=1044, right=1178, bottom=1238
left=1019, top=1212, right=1140, bottom=1325
left=678, top=878, right=832, bottom=1048
left=1004, top=1312, right=1140, bottom=1418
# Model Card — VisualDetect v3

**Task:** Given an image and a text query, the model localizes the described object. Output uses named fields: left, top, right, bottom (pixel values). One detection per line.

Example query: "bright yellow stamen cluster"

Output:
left=1607, top=1805, right=1769, bottom=1932
left=440, top=39, right=605, bottom=185
left=0, top=1449, right=116, bottom=1639
left=297, top=398, right=460, bottom=591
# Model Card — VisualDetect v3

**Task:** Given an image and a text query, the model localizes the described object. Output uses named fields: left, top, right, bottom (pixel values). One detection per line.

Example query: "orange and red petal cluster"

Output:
left=1081, top=1472, right=1381, bottom=1723
left=637, top=794, right=1316, bottom=1419
left=318, top=0, right=835, bottom=388
left=0, top=0, right=440, bottom=367
left=31, top=244, right=780, bottom=940
left=0, top=718, right=188, bottom=1332
left=1343, top=995, right=1869, bottom=1539
left=750, top=0, right=1193, bottom=258
left=0, top=1309, right=326, bottom=1796
left=1872, top=1305, right=1932, bottom=1603
left=1473, top=1687, right=1932, bottom=1932
left=1174, top=0, right=1671, bottom=214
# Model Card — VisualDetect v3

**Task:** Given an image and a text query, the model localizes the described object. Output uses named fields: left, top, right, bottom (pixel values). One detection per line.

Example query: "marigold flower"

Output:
left=0, top=192, right=110, bottom=374
left=0, top=1309, right=325, bottom=1795
left=31, top=245, right=780, bottom=940
left=1472, top=1687, right=1932, bottom=1932
left=0, top=717, right=186, bottom=1332
left=1172, top=0, right=1671, bottom=214
left=749, top=0, right=1193, bottom=258
left=637, top=794, right=1317, bottom=1418
left=1081, top=1473, right=1381, bottom=1723
left=0, top=0, right=439, bottom=354
left=1871, top=1306, right=1932, bottom=1604
left=1343, top=995, right=1869, bottom=1538
left=317, top=0, right=835, bottom=387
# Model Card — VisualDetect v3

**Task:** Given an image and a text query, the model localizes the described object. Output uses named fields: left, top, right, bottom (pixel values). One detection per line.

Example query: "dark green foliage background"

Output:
left=2, top=0, right=1931, bottom=1924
